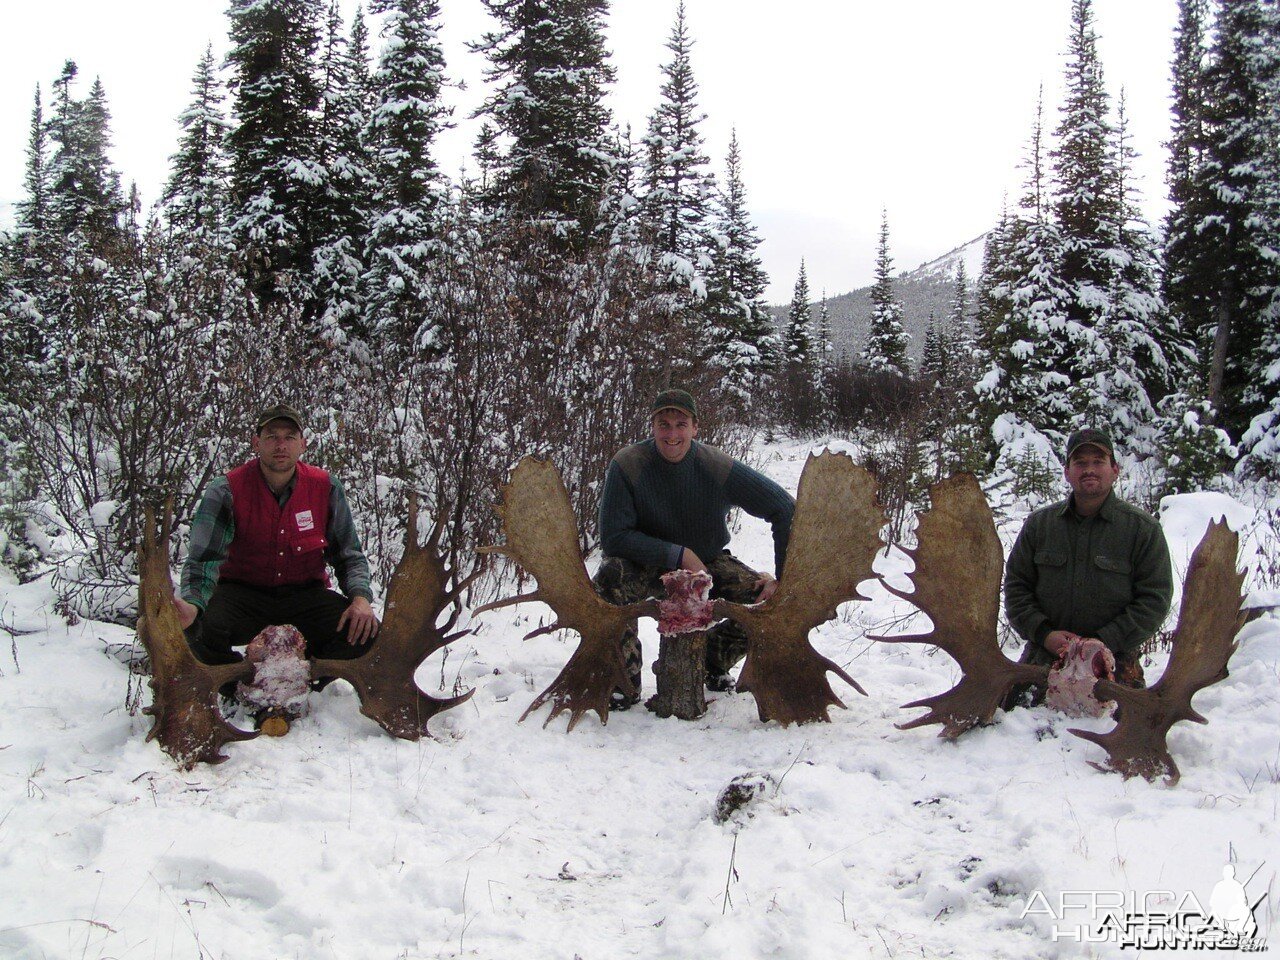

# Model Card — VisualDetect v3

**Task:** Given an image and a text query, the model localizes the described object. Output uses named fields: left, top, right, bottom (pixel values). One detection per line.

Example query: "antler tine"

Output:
left=1068, top=520, right=1244, bottom=784
left=524, top=622, right=564, bottom=641
left=876, top=473, right=1050, bottom=739
left=475, top=457, right=649, bottom=731
left=716, top=452, right=884, bottom=725
left=473, top=591, right=543, bottom=616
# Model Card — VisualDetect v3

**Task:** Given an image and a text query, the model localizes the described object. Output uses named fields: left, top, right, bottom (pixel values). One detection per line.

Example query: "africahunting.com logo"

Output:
left=1019, top=864, right=1269, bottom=951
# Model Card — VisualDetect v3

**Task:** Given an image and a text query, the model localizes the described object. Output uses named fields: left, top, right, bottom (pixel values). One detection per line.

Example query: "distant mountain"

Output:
left=769, top=231, right=989, bottom=363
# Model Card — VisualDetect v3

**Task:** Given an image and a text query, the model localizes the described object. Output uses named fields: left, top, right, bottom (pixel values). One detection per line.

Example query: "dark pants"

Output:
left=1001, top=639, right=1147, bottom=711
left=592, top=552, right=762, bottom=698
left=185, top=580, right=368, bottom=666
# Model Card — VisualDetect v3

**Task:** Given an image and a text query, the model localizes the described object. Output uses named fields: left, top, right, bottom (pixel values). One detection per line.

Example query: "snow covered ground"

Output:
left=0, top=438, right=1276, bottom=959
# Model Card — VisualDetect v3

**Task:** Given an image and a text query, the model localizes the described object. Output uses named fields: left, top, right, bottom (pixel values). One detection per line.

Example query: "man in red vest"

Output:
left=173, top=405, right=379, bottom=670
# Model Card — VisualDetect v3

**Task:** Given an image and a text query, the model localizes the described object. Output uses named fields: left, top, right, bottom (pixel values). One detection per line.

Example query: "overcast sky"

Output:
left=0, top=0, right=1179, bottom=305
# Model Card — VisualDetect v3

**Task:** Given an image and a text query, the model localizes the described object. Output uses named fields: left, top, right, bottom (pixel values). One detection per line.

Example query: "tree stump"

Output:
left=645, top=570, right=714, bottom=720
left=646, top=630, right=709, bottom=719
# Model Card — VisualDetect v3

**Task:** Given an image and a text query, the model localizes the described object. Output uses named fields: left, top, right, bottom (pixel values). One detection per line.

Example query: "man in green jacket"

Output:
left=1002, top=428, right=1174, bottom=708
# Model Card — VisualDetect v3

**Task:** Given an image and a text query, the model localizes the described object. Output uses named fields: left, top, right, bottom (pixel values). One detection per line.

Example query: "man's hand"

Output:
left=337, top=596, right=380, bottom=646
left=754, top=574, right=779, bottom=603
left=679, top=548, right=708, bottom=574
left=1044, top=630, right=1081, bottom=658
left=173, top=595, right=199, bottom=630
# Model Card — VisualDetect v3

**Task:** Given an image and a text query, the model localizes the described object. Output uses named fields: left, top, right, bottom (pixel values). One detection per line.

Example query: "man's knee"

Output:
left=1113, top=651, right=1146, bottom=689
left=707, top=553, right=761, bottom=604
left=593, top=556, right=661, bottom=605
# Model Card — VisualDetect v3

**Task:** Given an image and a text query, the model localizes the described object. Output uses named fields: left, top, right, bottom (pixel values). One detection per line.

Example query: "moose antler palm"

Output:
left=713, top=451, right=885, bottom=725
left=312, top=493, right=481, bottom=740
left=871, top=473, right=1049, bottom=738
left=137, top=502, right=257, bottom=768
left=475, top=457, right=658, bottom=730
left=1069, top=519, right=1244, bottom=784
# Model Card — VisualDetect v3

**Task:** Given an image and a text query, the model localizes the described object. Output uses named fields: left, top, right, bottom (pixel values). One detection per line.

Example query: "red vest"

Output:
left=219, top=460, right=332, bottom=589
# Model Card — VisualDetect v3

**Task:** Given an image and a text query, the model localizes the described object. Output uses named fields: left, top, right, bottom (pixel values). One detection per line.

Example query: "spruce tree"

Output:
left=642, top=1, right=717, bottom=294
left=45, top=65, right=128, bottom=242
left=160, top=46, right=230, bottom=238
left=783, top=259, right=813, bottom=370
left=1162, top=0, right=1215, bottom=394
left=703, top=130, right=775, bottom=400
left=473, top=0, right=616, bottom=240
left=16, top=87, right=48, bottom=239
left=1188, top=0, right=1280, bottom=446
left=1051, top=0, right=1121, bottom=329
left=225, top=0, right=324, bottom=295
left=975, top=98, right=1074, bottom=447
left=1090, top=91, right=1173, bottom=438
left=600, top=123, right=643, bottom=245
left=362, top=0, right=451, bottom=351
left=313, top=0, right=375, bottom=344
left=1233, top=0, right=1280, bottom=473
left=921, top=316, right=942, bottom=383
left=861, top=211, right=909, bottom=375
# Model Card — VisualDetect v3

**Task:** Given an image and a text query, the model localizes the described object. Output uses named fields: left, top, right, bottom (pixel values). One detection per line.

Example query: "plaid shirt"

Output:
left=179, top=468, right=374, bottom=610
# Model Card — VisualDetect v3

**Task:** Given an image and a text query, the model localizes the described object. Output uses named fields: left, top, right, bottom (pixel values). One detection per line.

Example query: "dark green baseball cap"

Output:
left=255, top=404, right=305, bottom=433
left=1065, top=427, right=1113, bottom=461
left=652, top=388, right=697, bottom=420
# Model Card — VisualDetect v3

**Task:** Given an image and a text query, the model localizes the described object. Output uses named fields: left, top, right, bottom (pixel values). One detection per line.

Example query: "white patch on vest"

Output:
left=295, top=509, right=315, bottom=532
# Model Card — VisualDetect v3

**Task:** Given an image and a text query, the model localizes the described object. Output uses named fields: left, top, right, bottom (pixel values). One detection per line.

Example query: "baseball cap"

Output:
left=255, top=404, right=305, bottom=433
left=1065, top=427, right=1113, bottom=461
left=652, top=388, right=698, bottom=420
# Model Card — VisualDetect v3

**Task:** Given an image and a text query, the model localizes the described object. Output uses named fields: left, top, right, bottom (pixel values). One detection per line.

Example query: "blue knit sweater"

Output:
left=598, top=440, right=795, bottom=574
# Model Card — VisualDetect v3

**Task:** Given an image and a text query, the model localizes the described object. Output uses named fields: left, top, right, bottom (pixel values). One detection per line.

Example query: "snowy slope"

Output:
left=0, top=438, right=1276, bottom=960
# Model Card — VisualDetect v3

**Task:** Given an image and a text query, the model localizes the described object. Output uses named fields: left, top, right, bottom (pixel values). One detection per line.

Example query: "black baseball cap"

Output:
left=1065, top=427, right=1113, bottom=461
left=652, top=388, right=698, bottom=420
left=255, top=404, right=305, bottom=433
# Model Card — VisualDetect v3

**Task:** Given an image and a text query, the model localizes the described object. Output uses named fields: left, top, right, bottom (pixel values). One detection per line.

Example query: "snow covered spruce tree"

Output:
left=1162, top=0, right=1214, bottom=385
left=972, top=99, right=1074, bottom=485
left=158, top=45, right=231, bottom=239
left=783, top=258, right=813, bottom=371
left=225, top=0, right=325, bottom=304
left=702, top=130, right=776, bottom=405
left=920, top=262, right=982, bottom=479
left=1065, top=86, right=1167, bottom=452
left=45, top=63, right=129, bottom=244
left=472, top=0, right=617, bottom=243
left=861, top=211, right=909, bottom=376
left=775, top=258, right=824, bottom=431
left=1175, top=0, right=1280, bottom=473
left=1049, top=0, right=1161, bottom=449
left=641, top=0, right=723, bottom=383
left=361, top=0, right=451, bottom=356
left=312, top=0, right=376, bottom=347
left=15, top=87, right=50, bottom=260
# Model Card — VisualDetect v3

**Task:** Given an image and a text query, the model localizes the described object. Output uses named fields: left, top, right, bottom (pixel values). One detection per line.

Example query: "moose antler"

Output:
left=1069, top=519, right=1244, bottom=784
left=713, top=451, right=885, bottom=725
left=475, top=457, right=658, bottom=731
left=137, top=502, right=256, bottom=768
left=311, top=493, right=480, bottom=740
left=871, top=473, right=1049, bottom=738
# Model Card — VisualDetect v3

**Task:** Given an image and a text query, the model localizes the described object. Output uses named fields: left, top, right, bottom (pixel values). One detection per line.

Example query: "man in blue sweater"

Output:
left=594, top=389, right=796, bottom=707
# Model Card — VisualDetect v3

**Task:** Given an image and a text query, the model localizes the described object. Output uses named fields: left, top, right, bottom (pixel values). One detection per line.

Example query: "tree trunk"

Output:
left=645, top=630, right=708, bottom=720
left=1208, top=277, right=1234, bottom=417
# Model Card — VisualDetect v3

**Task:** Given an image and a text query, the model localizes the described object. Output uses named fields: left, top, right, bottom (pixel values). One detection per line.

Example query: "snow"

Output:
left=0, top=437, right=1276, bottom=959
